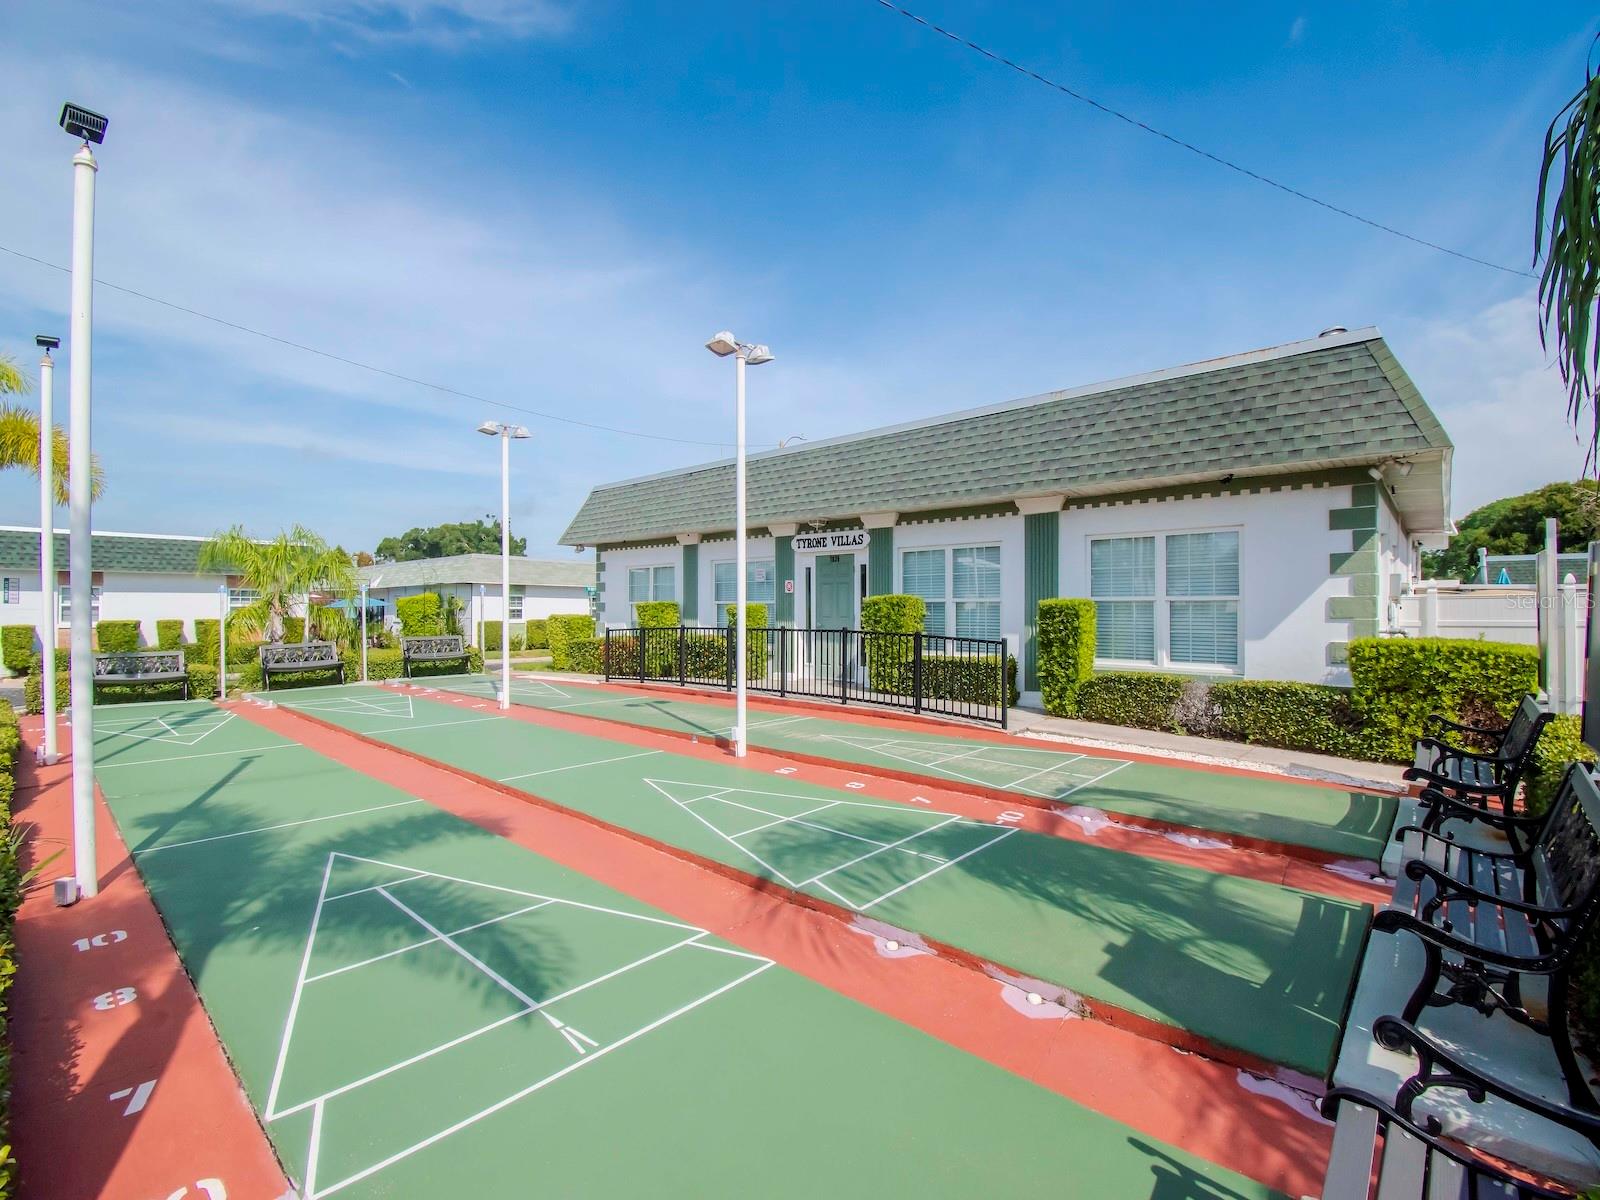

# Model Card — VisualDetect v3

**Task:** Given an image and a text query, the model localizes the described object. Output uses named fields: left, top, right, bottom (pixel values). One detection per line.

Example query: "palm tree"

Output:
left=0, top=351, right=105, bottom=503
left=1537, top=57, right=1600, bottom=469
left=199, top=525, right=357, bottom=645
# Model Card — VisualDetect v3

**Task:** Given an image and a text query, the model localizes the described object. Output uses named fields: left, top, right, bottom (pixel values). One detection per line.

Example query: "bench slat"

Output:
left=1323, top=1102, right=1380, bottom=1200
left=1424, top=1150, right=1466, bottom=1199
left=1375, top=1122, right=1427, bottom=1200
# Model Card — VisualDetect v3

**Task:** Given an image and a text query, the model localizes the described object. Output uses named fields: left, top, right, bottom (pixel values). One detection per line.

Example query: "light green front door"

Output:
left=815, top=554, right=855, bottom=629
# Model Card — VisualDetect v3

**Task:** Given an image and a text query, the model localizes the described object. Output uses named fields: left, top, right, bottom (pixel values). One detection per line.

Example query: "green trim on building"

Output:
left=895, top=503, right=1018, bottom=526
left=1325, top=483, right=1381, bottom=668
left=1023, top=511, right=1059, bottom=692
left=680, top=543, right=698, bottom=622
left=1064, top=466, right=1369, bottom=512
left=867, top=529, right=894, bottom=596
left=775, top=538, right=796, bottom=625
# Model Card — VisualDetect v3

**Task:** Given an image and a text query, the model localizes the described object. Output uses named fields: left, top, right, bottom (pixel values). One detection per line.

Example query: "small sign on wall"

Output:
left=784, top=579, right=795, bottom=594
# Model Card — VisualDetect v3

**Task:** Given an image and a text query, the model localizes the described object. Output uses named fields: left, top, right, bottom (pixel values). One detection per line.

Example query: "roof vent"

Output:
left=1318, top=325, right=1349, bottom=338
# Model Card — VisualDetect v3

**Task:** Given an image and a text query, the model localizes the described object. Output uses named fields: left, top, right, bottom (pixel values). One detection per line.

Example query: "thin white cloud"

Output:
left=223, top=0, right=573, bottom=46
left=1288, top=15, right=1306, bottom=44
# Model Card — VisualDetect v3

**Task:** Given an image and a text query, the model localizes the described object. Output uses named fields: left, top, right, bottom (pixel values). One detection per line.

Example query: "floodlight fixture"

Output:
left=510, top=425, right=531, bottom=439
left=477, top=420, right=500, bottom=436
left=35, top=334, right=61, bottom=351
left=59, top=103, right=108, bottom=144
left=744, top=344, right=774, bottom=366
left=705, top=331, right=739, bottom=357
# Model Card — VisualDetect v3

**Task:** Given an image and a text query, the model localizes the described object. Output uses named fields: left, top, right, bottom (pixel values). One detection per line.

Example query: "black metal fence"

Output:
left=603, top=625, right=1010, bottom=728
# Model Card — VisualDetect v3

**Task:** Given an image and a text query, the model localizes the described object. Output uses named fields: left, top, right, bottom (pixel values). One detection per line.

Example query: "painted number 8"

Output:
left=92, top=987, right=137, bottom=1010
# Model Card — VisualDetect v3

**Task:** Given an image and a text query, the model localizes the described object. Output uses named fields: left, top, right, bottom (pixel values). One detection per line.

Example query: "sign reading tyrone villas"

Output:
left=791, top=530, right=871, bottom=553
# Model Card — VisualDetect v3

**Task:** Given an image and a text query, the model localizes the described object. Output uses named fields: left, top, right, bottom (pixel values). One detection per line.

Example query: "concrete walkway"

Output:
left=505, top=670, right=1410, bottom=794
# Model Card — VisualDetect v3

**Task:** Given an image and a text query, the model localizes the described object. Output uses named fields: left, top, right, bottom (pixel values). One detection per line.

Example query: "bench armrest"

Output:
left=1414, top=789, right=1540, bottom=827
left=1372, top=1015, right=1600, bottom=1138
left=1398, top=857, right=1573, bottom=919
left=1423, top=712, right=1507, bottom=740
left=1372, top=906, right=1558, bottom=971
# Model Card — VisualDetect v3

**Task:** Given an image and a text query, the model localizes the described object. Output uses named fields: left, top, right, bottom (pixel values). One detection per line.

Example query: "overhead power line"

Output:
left=0, top=242, right=747, bottom=449
left=873, top=0, right=1536, bottom=280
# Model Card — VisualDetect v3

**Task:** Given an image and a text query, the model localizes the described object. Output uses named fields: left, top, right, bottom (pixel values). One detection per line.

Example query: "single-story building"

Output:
left=358, top=553, right=595, bottom=645
left=560, top=326, right=1454, bottom=704
left=0, top=526, right=242, bottom=665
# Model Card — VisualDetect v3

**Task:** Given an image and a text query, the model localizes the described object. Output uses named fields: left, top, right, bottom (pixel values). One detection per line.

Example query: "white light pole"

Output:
left=217, top=584, right=228, bottom=699
left=62, top=102, right=108, bottom=900
left=705, top=332, right=774, bottom=758
left=360, top=581, right=370, bottom=682
left=478, top=421, right=529, bottom=710
left=35, top=335, right=61, bottom=766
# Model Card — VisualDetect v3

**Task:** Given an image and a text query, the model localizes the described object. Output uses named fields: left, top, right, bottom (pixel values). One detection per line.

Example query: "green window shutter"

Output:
left=681, top=543, right=698, bottom=621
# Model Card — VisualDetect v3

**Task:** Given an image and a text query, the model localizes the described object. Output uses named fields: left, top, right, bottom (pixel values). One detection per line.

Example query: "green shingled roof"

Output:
left=0, top=528, right=230, bottom=574
left=561, top=328, right=1453, bottom=547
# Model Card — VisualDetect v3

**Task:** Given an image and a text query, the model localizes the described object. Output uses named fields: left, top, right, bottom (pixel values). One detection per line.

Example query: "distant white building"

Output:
left=359, top=553, right=595, bottom=645
left=0, top=526, right=238, bottom=668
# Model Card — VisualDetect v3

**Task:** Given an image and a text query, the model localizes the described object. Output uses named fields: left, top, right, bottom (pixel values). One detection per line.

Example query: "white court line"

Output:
left=266, top=855, right=337, bottom=1119
left=137, top=799, right=427, bottom=857
left=304, top=1100, right=326, bottom=1200
left=730, top=799, right=841, bottom=838
left=305, top=899, right=559, bottom=982
left=668, top=795, right=803, bottom=889
left=550, top=697, right=646, bottom=712
left=307, top=960, right=774, bottom=1200
left=497, top=749, right=661, bottom=783
left=96, top=711, right=237, bottom=747
left=322, top=872, right=432, bottom=903
left=89, top=696, right=217, bottom=712
left=998, top=754, right=1094, bottom=792
left=918, top=745, right=993, bottom=769
left=275, top=928, right=717, bottom=1121
left=707, top=795, right=946, bottom=863
left=748, top=714, right=814, bottom=731
left=798, top=814, right=965, bottom=889
left=1050, top=759, right=1133, bottom=801
left=857, top=826, right=1020, bottom=911
left=364, top=714, right=506, bottom=735
left=683, top=940, right=771, bottom=962
left=96, top=742, right=301, bottom=768
left=377, top=886, right=546, bottom=1009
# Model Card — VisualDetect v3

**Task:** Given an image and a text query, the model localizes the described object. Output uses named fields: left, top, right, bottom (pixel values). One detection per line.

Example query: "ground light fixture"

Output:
left=704, top=332, right=775, bottom=758
left=61, top=100, right=104, bottom=902
left=478, top=421, right=530, bottom=710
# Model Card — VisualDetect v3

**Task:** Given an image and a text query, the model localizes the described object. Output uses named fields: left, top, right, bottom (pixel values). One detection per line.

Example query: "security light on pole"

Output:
left=704, top=332, right=775, bottom=759
left=478, top=421, right=530, bottom=710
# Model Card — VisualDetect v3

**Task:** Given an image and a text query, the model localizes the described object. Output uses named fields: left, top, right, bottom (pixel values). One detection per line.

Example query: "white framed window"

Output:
left=1088, top=528, right=1240, bottom=671
left=712, top=559, right=776, bottom=610
left=58, top=584, right=102, bottom=626
left=228, top=587, right=259, bottom=610
left=509, top=586, right=524, bottom=620
left=1, top=577, right=20, bottom=605
left=627, top=564, right=675, bottom=617
left=900, top=544, right=1002, bottom=639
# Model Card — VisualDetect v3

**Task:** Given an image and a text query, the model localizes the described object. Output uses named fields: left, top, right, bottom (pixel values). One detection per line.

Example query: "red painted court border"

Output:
left=262, top=695, right=1357, bottom=1080
left=398, top=680, right=1389, bottom=906
left=9, top=716, right=289, bottom=1200
left=235, top=698, right=1334, bottom=1198
left=469, top=676, right=1405, bottom=869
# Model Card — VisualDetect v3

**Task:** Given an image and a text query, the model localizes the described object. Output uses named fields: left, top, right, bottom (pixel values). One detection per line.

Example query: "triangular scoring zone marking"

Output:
left=808, top=732, right=1128, bottom=801
left=95, top=709, right=238, bottom=747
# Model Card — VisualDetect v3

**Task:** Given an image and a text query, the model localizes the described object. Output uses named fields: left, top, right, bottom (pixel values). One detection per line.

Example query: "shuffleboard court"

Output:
left=417, top=674, right=1395, bottom=860
left=91, top=700, right=1282, bottom=1200
left=265, top=684, right=1368, bottom=1075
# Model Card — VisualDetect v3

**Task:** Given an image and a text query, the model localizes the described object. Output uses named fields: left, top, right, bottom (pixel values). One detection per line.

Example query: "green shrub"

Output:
left=156, top=619, right=185, bottom=650
left=396, top=593, right=444, bottom=636
left=1, top=627, right=34, bottom=675
left=1036, top=599, right=1096, bottom=716
left=194, top=618, right=221, bottom=658
left=1525, top=714, right=1597, bottom=814
left=482, top=620, right=505, bottom=652
left=526, top=618, right=549, bottom=649
left=1347, top=638, right=1539, bottom=763
left=725, top=603, right=769, bottom=679
left=1076, top=671, right=1187, bottom=731
left=26, top=650, right=218, bottom=706
left=95, top=620, right=141, bottom=652
left=510, top=633, right=526, bottom=653
left=0, top=699, right=20, bottom=1195
left=547, top=614, right=597, bottom=670
left=635, top=601, right=680, bottom=628
left=566, top=637, right=604, bottom=674
left=861, top=595, right=925, bottom=693
left=1209, top=679, right=1367, bottom=758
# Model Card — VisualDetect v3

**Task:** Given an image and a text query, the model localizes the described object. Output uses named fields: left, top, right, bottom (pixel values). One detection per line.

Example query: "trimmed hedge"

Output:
left=1075, top=671, right=1189, bottom=731
left=861, top=594, right=925, bottom=693
left=1347, top=637, right=1539, bottom=763
left=725, top=603, right=769, bottom=680
left=566, top=637, right=603, bottom=675
left=635, top=601, right=680, bottom=628
left=526, top=618, right=549, bottom=650
left=232, top=646, right=482, bottom=694
left=547, top=614, right=597, bottom=670
left=1208, top=679, right=1367, bottom=759
left=397, top=593, right=444, bottom=636
left=1, top=628, right=33, bottom=676
left=194, top=618, right=220, bottom=659
left=0, top=700, right=19, bottom=1195
left=95, top=619, right=141, bottom=652
left=1037, top=599, right=1096, bottom=717
left=1525, top=714, right=1598, bottom=814
left=25, top=652, right=219, bottom=706
left=156, top=619, right=185, bottom=650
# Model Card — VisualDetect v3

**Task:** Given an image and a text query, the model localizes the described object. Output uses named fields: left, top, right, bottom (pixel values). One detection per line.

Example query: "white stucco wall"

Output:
left=698, top=536, right=778, bottom=623
left=1060, top=483, right=1353, bottom=685
left=596, top=544, right=681, bottom=629
left=893, top=513, right=1026, bottom=665
left=0, top=569, right=231, bottom=666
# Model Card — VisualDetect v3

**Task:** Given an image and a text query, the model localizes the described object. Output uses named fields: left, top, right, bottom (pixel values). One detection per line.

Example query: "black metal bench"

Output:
left=1404, top=697, right=1553, bottom=825
left=401, top=635, right=470, bottom=678
left=1320, top=1087, right=1577, bottom=1199
left=259, top=641, right=345, bottom=692
left=1376, top=764, right=1600, bottom=1109
left=93, top=649, right=188, bottom=701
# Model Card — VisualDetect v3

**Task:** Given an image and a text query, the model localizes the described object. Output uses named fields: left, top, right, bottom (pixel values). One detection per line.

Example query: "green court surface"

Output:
left=265, top=684, right=1368, bottom=1074
left=426, top=674, right=1395, bottom=861
left=90, top=701, right=1280, bottom=1200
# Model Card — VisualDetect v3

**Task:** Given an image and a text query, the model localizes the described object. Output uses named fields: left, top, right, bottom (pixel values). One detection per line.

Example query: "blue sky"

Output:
left=1, top=1, right=1594, bottom=557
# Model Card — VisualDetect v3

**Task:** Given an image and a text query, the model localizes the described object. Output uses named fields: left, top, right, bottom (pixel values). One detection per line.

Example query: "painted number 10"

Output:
left=73, top=930, right=128, bottom=952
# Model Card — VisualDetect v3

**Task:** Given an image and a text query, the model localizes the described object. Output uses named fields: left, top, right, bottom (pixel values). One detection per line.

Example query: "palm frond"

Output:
left=0, top=354, right=30, bottom=397
left=1537, top=61, right=1600, bottom=470
left=0, top=402, right=106, bottom=502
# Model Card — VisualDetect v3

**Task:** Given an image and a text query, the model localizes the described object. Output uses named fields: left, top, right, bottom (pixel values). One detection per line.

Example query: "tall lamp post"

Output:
left=704, top=332, right=773, bottom=758
left=61, top=101, right=108, bottom=902
left=477, top=421, right=529, bottom=710
left=35, top=334, right=61, bottom=766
